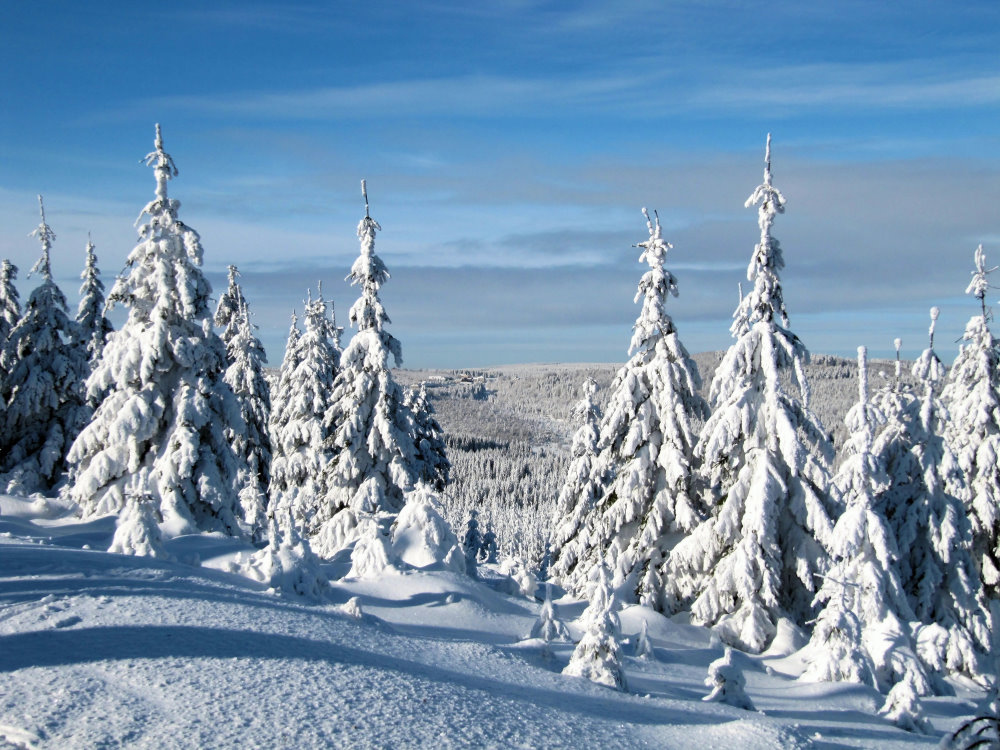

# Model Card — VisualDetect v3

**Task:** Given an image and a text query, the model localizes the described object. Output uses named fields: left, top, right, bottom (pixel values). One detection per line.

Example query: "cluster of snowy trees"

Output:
left=1, top=126, right=458, bottom=583
left=4, top=127, right=997, bottom=729
left=0, top=197, right=111, bottom=493
left=548, top=135, right=998, bottom=723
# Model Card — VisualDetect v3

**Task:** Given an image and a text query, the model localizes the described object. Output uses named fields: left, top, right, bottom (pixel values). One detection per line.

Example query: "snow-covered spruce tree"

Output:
left=268, top=311, right=301, bottom=499
left=75, top=236, right=112, bottom=367
left=213, top=264, right=271, bottom=537
left=664, top=135, right=837, bottom=653
left=68, top=125, right=243, bottom=534
left=562, top=563, right=627, bottom=690
left=801, top=348, right=925, bottom=692
left=531, top=584, right=571, bottom=643
left=941, top=245, right=1000, bottom=597
left=0, top=196, right=88, bottom=489
left=268, top=288, right=339, bottom=533
left=893, top=308, right=992, bottom=682
left=314, top=182, right=426, bottom=557
left=556, top=210, right=709, bottom=607
left=213, top=265, right=247, bottom=342
left=404, top=382, right=449, bottom=492
left=463, top=509, right=484, bottom=575
left=0, top=260, right=21, bottom=348
left=224, top=296, right=272, bottom=540
left=0, top=259, right=21, bottom=441
left=548, top=377, right=604, bottom=591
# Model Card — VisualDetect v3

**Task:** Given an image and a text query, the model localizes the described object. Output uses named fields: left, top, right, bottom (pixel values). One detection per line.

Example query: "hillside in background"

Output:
left=397, top=352, right=914, bottom=566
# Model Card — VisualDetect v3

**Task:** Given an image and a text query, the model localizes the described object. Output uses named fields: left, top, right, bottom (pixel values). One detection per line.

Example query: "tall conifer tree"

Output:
left=68, top=125, right=243, bottom=533
left=664, top=136, right=836, bottom=652
left=314, top=181, right=424, bottom=558
left=941, top=245, right=1000, bottom=597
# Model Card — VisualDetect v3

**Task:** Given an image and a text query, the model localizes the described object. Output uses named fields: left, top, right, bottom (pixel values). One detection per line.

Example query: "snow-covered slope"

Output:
left=0, top=496, right=976, bottom=748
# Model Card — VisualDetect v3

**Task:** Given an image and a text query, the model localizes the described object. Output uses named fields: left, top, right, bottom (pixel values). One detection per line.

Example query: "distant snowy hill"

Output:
left=396, top=354, right=911, bottom=564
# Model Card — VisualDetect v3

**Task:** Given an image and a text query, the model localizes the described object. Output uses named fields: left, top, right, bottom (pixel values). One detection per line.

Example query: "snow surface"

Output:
left=0, top=495, right=982, bottom=748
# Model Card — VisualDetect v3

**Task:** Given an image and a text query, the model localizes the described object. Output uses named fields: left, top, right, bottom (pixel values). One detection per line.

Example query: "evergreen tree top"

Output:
left=29, top=195, right=56, bottom=282
left=913, top=307, right=945, bottom=388
left=347, top=180, right=399, bottom=364
left=737, top=133, right=790, bottom=332
left=966, top=244, right=996, bottom=322
left=629, top=208, right=679, bottom=355
left=1, top=259, right=17, bottom=285
left=144, top=123, right=178, bottom=211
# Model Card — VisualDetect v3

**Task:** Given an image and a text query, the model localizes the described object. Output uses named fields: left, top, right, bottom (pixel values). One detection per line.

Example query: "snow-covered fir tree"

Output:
left=664, top=135, right=837, bottom=653
left=268, top=288, right=340, bottom=534
left=889, top=308, right=992, bottom=683
left=0, top=260, right=21, bottom=348
left=801, top=347, right=926, bottom=693
left=531, top=584, right=571, bottom=643
left=75, top=236, right=112, bottom=367
left=554, top=209, right=708, bottom=608
left=314, top=182, right=426, bottom=558
left=404, top=382, right=449, bottom=492
left=548, top=377, right=604, bottom=591
left=214, top=265, right=247, bottom=342
left=941, top=245, right=1000, bottom=597
left=68, top=125, right=243, bottom=534
left=562, top=563, right=627, bottom=690
left=0, top=196, right=88, bottom=490
left=224, top=296, right=272, bottom=540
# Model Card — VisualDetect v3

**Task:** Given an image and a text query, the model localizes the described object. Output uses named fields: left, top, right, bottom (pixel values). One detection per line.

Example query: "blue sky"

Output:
left=1, top=1, right=998, bottom=369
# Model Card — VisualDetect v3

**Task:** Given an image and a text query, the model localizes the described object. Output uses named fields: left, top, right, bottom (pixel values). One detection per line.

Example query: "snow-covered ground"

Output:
left=0, top=495, right=980, bottom=748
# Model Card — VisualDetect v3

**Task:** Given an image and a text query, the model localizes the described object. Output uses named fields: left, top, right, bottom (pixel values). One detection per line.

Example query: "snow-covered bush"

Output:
left=878, top=674, right=931, bottom=734
left=391, top=483, right=464, bottom=573
left=703, top=647, right=755, bottom=710
left=240, top=512, right=330, bottom=602
left=530, top=584, right=571, bottom=643
left=108, top=490, right=169, bottom=559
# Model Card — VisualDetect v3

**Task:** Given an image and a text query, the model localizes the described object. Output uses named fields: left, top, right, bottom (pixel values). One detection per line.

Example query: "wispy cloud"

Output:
left=694, top=64, right=1000, bottom=110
